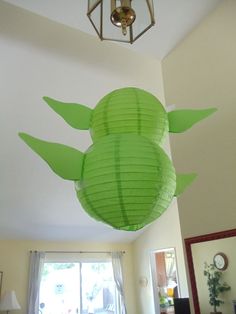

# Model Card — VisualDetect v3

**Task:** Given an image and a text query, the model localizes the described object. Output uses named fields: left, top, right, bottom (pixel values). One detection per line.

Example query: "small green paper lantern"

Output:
left=91, top=88, right=168, bottom=144
left=19, top=87, right=216, bottom=231
left=42, top=87, right=216, bottom=145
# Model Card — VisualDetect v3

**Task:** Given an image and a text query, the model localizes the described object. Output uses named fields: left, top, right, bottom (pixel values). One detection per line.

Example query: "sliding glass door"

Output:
left=39, top=261, right=118, bottom=314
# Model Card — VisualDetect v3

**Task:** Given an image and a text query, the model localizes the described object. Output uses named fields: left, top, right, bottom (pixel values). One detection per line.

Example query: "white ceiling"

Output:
left=3, top=0, right=221, bottom=59
left=0, top=0, right=222, bottom=243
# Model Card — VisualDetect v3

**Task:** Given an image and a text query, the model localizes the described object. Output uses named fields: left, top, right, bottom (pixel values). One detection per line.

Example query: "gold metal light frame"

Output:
left=87, top=0, right=155, bottom=44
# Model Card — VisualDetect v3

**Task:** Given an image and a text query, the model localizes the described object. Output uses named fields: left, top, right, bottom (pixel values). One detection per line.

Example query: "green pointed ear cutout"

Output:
left=19, top=133, right=84, bottom=180
left=43, top=92, right=217, bottom=143
left=168, top=108, right=217, bottom=133
left=43, top=97, right=92, bottom=130
left=175, top=173, right=197, bottom=196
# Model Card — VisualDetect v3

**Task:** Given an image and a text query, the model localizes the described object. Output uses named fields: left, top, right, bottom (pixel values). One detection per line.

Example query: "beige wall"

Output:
left=162, top=0, right=236, bottom=239
left=162, top=0, right=236, bottom=312
left=0, top=2, right=170, bottom=314
left=132, top=201, right=189, bottom=314
left=0, top=240, right=135, bottom=314
left=192, top=237, right=236, bottom=314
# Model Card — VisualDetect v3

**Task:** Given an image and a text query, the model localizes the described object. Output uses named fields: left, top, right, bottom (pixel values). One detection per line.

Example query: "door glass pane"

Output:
left=39, top=262, right=80, bottom=314
left=81, top=262, right=117, bottom=314
left=39, top=261, right=119, bottom=314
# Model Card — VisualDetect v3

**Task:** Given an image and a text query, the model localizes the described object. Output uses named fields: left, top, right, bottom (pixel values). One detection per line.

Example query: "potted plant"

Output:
left=204, top=262, right=231, bottom=314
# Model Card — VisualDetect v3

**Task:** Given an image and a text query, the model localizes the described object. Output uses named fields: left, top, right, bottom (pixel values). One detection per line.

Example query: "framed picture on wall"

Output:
left=0, top=271, right=3, bottom=297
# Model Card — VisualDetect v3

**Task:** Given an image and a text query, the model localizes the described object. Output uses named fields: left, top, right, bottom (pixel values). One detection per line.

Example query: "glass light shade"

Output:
left=0, top=290, right=21, bottom=311
left=87, top=0, right=155, bottom=43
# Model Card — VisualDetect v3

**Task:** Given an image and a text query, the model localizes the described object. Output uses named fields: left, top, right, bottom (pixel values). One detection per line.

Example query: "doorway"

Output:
left=150, top=248, right=179, bottom=314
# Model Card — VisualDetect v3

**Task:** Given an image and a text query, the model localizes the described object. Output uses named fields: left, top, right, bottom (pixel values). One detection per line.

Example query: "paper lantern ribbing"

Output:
left=19, top=87, right=216, bottom=231
left=77, top=134, right=175, bottom=231
left=91, top=88, right=168, bottom=144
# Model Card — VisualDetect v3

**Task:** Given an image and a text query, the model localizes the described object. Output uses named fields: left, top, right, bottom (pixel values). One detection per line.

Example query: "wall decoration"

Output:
left=213, top=252, right=228, bottom=270
left=19, top=87, right=216, bottom=231
left=138, top=276, right=148, bottom=288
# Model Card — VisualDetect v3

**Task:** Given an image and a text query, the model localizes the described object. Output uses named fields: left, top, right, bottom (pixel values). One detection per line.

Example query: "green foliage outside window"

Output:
left=42, top=263, right=75, bottom=278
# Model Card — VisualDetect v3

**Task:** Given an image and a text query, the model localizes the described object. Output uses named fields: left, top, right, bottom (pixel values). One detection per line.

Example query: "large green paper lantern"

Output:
left=19, top=87, right=216, bottom=231
left=77, top=134, right=175, bottom=231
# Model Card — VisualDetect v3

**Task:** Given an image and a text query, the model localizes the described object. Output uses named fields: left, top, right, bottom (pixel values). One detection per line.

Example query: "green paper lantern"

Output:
left=91, top=87, right=168, bottom=144
left=19, top=87, right=216, bottom=231
left=76, top=134, right=176, bottom=231
left=19, top=132, right=197, bottom=231
left=43, top=87, right=216, bottom=146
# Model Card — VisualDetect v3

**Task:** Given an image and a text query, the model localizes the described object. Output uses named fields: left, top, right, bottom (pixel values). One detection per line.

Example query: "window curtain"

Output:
left=27, top=251, right=45, bottom=314
left=111, top=252, right=127, bottom=314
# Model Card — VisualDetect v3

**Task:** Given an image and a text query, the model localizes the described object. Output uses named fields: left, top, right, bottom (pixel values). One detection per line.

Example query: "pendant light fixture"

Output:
left=87, top=0, right=155, bottom=44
